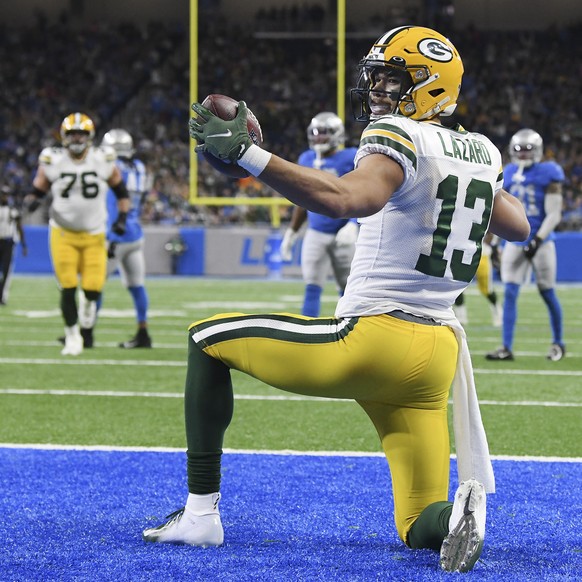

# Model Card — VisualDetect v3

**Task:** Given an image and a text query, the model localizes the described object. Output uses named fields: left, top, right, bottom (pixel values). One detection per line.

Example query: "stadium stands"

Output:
left=0, top=10, right=580, bottom=226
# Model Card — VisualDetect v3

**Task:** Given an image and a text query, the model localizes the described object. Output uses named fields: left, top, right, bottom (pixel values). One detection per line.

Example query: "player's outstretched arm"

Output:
left=258, top=153, right=403, bottom=219
left=190, top=100, right=403, bottom=219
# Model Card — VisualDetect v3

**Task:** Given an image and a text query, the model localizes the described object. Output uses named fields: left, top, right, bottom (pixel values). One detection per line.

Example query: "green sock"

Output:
left=185, top=334, right=234, bottom=494
left=407, top=501, right=453, bottom=551
left=61, top=287, right=78, bottom=326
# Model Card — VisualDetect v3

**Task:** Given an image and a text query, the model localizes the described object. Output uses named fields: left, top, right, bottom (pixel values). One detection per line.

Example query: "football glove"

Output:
left=107, top=242, right=117, bottom=259
left=24, top=190, right=44, bottom=213
left=27, top=198, right=41, bottom=213
left=189, top=101, right=253, bottom=164
left=523, top=235, right=542, bottom=259
left=111, top=212, right=128, bottom=236
left=280, top=228, right=299, bottom=262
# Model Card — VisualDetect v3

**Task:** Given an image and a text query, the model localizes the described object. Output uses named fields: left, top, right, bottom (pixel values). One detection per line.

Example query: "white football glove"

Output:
left=280, top=228, right=299, bottom=261
left=335, top=221, right=358, bottom=246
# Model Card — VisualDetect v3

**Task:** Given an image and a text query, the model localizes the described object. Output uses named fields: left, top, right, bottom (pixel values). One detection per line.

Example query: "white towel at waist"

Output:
left=450, top=325, right=495, bottom=493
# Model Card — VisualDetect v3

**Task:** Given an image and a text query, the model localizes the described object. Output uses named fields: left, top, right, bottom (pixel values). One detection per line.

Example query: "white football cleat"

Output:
left=440, top=479, right=486, bottom=573
left=143, top=505, right=223, bottom=547
left=61, top=332, right=83, bottom=356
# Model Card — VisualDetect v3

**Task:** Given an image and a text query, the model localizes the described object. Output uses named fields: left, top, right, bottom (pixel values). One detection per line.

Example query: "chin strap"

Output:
left=402, top=72, right=456, bottom=120
left=417, top=96, right=453, bottom=120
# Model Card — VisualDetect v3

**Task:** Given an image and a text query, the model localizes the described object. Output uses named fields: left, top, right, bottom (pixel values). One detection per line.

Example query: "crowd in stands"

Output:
left=0, top=8, right=581, bottom=228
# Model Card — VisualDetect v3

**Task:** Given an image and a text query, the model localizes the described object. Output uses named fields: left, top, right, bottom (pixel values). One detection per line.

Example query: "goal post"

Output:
left=189, top=0, right=347, bottom=228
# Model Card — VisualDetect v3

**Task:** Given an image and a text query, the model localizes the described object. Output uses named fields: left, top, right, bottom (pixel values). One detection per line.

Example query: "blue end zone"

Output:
left=0, top=449, right=579, bottom=581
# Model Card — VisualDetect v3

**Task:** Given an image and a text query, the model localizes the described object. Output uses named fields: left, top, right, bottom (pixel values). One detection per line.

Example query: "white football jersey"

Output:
left=336, top=115, right=503, bottom=320
left=39, top=145, right=117, bottom=233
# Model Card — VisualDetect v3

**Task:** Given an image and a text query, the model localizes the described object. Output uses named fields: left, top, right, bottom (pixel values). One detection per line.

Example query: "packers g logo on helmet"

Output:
left=417, top=38, right=454, bottom=62
left=60, top=112, right=95, bottom=155
left=351, top=26, right=464, bottom=122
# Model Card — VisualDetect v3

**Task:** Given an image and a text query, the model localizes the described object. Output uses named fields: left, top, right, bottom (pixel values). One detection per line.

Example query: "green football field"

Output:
left=1, top=275, right=580, bottom=459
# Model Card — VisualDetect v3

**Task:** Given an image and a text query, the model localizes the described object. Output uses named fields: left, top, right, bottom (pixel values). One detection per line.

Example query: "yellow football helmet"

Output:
left=60, top=112, right=95, bottom=154
left=351, top=26, right=464, bottom=122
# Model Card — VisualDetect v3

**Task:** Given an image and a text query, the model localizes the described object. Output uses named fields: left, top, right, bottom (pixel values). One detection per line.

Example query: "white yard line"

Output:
left=0, top=358, right=184, bottom=366
left=0, top=442, right=579, bottom=463
left=0, top=388, right=580, bottom=407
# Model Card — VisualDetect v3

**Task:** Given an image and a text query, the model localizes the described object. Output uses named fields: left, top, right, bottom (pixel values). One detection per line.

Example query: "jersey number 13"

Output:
left=415, top=175, right=493, bottom=283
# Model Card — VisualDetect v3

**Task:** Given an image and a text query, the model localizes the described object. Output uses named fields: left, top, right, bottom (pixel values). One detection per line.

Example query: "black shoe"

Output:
left=119, top=329, right=152, bottom=349
left=80, top=327, right=94, bottom=348
left=485, top=346, right=514, bottom=361
left=58, top=336, right=66, bottom=345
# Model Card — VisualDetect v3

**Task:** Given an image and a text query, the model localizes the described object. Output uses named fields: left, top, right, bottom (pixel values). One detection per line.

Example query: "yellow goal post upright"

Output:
left=189, top=0, right=347, bottom=229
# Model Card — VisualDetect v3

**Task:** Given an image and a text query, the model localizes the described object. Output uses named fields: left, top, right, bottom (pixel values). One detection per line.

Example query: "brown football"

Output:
left=199, top=94, right=263, bottom=179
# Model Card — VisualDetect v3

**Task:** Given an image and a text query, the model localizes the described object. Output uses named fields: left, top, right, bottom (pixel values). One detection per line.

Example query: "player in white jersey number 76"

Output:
left=26, top=112, right=130, bottom=356
left=146, top=26, right=530, bottom=574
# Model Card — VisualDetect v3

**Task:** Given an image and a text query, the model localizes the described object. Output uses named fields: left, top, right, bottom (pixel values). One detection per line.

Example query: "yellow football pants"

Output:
left=49, top=225, right=107, bottom=291
left=189, top=311, right=459, bottom=543
left=476, top=252, right=493, bottom=297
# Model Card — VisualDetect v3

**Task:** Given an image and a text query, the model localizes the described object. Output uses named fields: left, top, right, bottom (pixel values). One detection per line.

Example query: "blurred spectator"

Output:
left=0, top=12, right=581, bottom=227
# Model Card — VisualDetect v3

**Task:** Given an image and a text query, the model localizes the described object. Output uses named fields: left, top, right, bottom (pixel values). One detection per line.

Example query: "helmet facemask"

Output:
left=63, top=130, right=91, bottom=156
left=351, top=62, right=413, bottom=122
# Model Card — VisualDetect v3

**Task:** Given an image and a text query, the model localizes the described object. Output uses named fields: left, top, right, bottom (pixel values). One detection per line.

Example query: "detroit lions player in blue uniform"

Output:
left=487, top=128, right=565, bottom=361
left=280, top=112, right=358, bottom=316
left=101, top=129, right=152, bottom=348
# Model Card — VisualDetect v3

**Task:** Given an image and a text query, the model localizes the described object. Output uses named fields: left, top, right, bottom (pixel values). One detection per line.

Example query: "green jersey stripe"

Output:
left=190, top=313, right=338, bottom=332
left=367, top=122, right=413, bottom=143
left=360, top=135, right=417, bottom=170
left=191, top=315, right=359, bottom=348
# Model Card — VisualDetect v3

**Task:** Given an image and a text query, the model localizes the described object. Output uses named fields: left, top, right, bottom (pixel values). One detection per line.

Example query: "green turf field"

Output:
left=1, top=275, right=580, bottom=458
